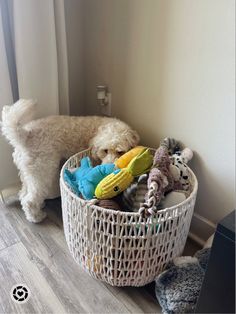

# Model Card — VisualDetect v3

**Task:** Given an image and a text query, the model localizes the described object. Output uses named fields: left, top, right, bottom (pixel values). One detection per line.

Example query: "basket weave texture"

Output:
left=60, top=148, right=198, bottom=287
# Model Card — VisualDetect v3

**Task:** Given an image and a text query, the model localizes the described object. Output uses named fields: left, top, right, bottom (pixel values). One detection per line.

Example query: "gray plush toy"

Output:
left=155, top=248, right=211, bottom=314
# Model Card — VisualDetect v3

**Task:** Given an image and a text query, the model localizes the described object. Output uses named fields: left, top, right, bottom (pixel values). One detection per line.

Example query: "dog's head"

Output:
left=90, top=120, right=140, bottom=164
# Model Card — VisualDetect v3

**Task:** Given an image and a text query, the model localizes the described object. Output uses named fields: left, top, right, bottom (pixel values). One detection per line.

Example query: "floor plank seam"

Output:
left=0, top=240, right=22, bottom=253
left=102, top=285, right=133, bottom=313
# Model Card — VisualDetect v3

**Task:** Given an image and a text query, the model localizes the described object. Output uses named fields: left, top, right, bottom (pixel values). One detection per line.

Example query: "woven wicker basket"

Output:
left=60, top=148, right=198, bottom=287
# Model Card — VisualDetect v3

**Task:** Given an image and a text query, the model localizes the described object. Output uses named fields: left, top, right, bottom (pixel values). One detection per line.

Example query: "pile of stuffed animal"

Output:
left=64, top=137, right=194, bottom=216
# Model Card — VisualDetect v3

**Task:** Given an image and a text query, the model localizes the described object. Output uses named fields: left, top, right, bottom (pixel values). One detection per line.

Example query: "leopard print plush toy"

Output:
left=159, top=137, right=193, bottom=190
left=170, top=148, right=193, bottom=191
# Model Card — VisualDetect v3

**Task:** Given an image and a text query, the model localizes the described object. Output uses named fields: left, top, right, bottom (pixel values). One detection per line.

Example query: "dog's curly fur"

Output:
left=1, top=99, right=139, bottom=223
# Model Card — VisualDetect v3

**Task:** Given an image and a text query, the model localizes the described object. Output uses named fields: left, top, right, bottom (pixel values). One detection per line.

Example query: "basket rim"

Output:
left=60, top=147, right=198, bottom=217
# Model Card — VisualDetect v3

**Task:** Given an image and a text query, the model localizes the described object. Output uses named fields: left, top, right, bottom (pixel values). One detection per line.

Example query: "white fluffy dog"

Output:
left=1, top=99, right=139, bottom=223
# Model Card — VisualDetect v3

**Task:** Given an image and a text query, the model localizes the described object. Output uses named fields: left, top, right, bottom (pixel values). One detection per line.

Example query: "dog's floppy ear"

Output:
left=90, top=145, right=100, bottom=163
left=127, top=129, right=140, bottom=147
left=89, top=135, right=101, bottom=163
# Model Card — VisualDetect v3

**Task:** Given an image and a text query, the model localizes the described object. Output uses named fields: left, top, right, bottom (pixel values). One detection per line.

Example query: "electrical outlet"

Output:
left=100, top=92, right=112, bottom=116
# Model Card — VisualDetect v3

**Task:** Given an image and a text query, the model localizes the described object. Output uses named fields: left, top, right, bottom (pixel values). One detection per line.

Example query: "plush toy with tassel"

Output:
left=139, top=138, right=193, bottom=217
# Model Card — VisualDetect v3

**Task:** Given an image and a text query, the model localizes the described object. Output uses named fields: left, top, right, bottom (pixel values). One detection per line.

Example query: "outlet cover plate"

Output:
left=101, top=93, right=111, bottom=116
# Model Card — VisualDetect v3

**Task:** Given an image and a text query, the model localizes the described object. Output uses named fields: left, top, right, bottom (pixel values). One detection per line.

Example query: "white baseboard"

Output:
left=0, top=181, right=21, bottom=203
left=189, top=212, right=216, bottom=246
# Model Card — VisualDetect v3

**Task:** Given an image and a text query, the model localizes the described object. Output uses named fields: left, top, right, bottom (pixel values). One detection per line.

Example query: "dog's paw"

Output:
left=26, top=210, right=47, bottom=223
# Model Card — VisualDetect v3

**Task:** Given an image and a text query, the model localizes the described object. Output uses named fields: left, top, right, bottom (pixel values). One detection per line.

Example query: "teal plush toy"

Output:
left=64, top=157, right=115, bottom=200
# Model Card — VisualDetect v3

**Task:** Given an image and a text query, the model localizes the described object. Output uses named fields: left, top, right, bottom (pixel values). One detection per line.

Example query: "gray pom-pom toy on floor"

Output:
left=155, top=247, right=211, bottom=314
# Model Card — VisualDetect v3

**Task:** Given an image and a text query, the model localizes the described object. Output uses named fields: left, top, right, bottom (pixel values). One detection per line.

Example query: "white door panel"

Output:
left=0, top=9, right=18, bottom=190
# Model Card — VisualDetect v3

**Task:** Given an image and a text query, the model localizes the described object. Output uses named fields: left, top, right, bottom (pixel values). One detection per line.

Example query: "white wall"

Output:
left=83, top=0, right=235, bottom=240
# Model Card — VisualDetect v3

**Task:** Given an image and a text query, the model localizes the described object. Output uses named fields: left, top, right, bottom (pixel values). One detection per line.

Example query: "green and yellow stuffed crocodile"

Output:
left=95, top=148, right=153, bottom=199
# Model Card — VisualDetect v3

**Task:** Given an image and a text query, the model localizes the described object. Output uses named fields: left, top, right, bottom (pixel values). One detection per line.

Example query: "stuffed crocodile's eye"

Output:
left=113, top=186, right=119, bottom=192
left=104, top=149, right=108, bottom=154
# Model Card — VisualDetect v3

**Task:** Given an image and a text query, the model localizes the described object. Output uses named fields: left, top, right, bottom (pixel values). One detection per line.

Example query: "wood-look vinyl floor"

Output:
left=0, top=196, right=200, bottom=314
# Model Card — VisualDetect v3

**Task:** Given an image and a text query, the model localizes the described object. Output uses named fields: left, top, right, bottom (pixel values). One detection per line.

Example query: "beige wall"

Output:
left=82, top=0, right=235, bottom=239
